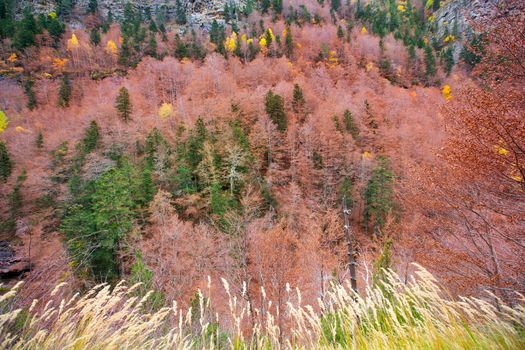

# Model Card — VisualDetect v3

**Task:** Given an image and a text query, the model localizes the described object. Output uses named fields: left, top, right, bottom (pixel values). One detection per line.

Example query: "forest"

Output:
left=0, top=0, right=524, bottom=348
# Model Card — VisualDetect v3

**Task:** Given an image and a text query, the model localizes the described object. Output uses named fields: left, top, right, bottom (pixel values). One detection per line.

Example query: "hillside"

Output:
left=0, top=0, right=524, bottom=348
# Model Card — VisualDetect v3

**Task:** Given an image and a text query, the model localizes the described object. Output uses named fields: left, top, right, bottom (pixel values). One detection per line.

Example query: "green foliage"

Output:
left=89, top=27, right=101, bottom=46
left=23, top=78, right=37, bottom=110
left=461, top=34, right=485, bottom=68
left=364, top=156, right=395, bottom=235
left=373, top=239, right=393, bottom=286
left=284, top=26, right=293, bottom=58
left=87, top=0, right=98, bottom=14
left=175, top=0, right=187, bottom=25
left=424, top=45, right=436, bottom=80
left=339, top=176, right=353, bottom=206
left=57, top=74, right=72, bottom=108
left=442, top=46, right=454, bottom=76
left=0, top=170, right=26, bottom=234
left=56, top=0, right=73, bottom=19
left=129, top=251, right=165, bottom=310
left=115, top=87, right=132, bottom=122
left=332, top=114, right=342, bottom=133
left=61, top=160, right=143, bottom=281
left=265, top=90, right=287, bottom=132
left=343, top=109, right=359, bottom=140
left=291, top=83, right=305, bottom=114
left=35, top=131, right=44, bottom=149
left=312, top=151, right=323, bottom=170
left=82, top=121, right=100, bottom=154
left=13, top=8, right=39, bottom=49
left=0, top=140, right=13, bottom=182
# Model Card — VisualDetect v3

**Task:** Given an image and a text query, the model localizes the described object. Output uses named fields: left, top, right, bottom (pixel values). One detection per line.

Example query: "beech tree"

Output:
left=115, top=87, right=132, bottom=122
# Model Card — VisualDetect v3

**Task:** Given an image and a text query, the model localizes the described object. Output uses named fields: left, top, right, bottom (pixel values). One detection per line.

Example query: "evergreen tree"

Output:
left=243, top=0, right=253, bottom=16
left=82, top=120, right=100, bottom=154
left=175, top=0, right=187, bottom=25
left=284, top=26, right=293, bottom=58
left=146, top=33, right=158, bottom=57
left=291, top=83, right=305, bottom=113
left=337, top=25, right=344, bottom=39
left=424, top=44, right=436, bottom=80
left=115, top=87, right=132, bottom=122
left=364, top=156, right=395, bottom=235
left=272, top=0, right=282, bottom=14
left=443, top=46, right=454, bottom=76
left=331, top=0, right=340, bottom=12
left=23, top=78, right=37, bottom=110
left=343, top=109, right=359, bottom=140
left=35, top=131, right=44, bottom=149
left=13, top=8, right=39, bottom=49
left=89, top=27, right=101, bottom=46
left=265, top=90, right=287, bottom=132
left=57, top=74, right=72, bottom=108
left=56, top=0, right=73, bottom=19
left=87, top=0, right=98, bottom=14
left=0, top=140, right=13, bottom=182
left=261, top=0, right=271, bottom=14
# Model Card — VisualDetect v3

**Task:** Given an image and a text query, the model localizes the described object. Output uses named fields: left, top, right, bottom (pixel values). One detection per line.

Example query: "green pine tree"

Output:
left=343, top=109, right=359, bottom=140
left=90, top=27, right=101, bottom=46
left=87, top=0, right=98, bottom=14
left=265, top=90, right=287, bottom=132
left=424, top=45, right=436, bottom=80
left=57, top=74, right=72, bottom=108
left=0, top=140, right=13, bottom=182
left=364, top=156, right=395, bottom=235
left=175, top=0, right=187, bottom=25
left=292, top=83, right=305, bottom=114
left=82, top=120, right=100, bottom=154
left=35, top=131, right=44, bottom=149
left=23, top=78, right=37, bottom=110
left=115, top=87, right=132, bottom=122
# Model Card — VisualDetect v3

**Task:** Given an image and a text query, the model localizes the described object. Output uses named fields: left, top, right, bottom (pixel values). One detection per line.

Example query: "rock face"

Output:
left=17, top=0, right=245, bottom=27
left=433, top=0, right=496, bottom=59
left=0, top=240, right=30, bottom=279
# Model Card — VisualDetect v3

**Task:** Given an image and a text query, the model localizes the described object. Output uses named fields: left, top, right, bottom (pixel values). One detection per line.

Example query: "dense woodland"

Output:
left=0, top=0, right=524, bottom=348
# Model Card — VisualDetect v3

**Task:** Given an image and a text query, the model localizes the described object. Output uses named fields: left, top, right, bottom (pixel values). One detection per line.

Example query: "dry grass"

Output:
left=1, top=265, right=524, bottom=349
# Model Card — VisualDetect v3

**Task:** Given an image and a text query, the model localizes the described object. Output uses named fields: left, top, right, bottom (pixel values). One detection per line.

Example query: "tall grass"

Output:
left=1, top=265, right=523, bottom=349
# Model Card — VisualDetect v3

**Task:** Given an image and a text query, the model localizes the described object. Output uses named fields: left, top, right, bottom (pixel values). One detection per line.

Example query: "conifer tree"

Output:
left=0, top=140, right=13, bottom=182
left=82, top=120, right=100, bottom=154
left=284, top=26, right=293, bottom=58
left=291, top=83, right=305, bottom=113
left=265, top=90, right=287, bottom=132
left=337, top=25, right=344, bottom=39
left=364, top=156, right=395, bottom=235
left=90, top=27, right=101, bottom=46
left=57, top=74, right=72, bottom=107
left=115, top=87, right=132, bottom=122
left=23, top=78, right=37, bottom=110
left=35, top=131, right=44, bottom=149
left=443, top=46, right=454, bottom=76
left=343, top=109, right=359, bottom=140
left=87, top=0, right=98, bottom=14
left=424, top=44, right=436, bottom=80
left=175, top=0, right=187, bottom=25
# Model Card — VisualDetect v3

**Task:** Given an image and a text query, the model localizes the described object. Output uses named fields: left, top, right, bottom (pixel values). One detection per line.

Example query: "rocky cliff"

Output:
left=17, top=0, right=245, bottom=27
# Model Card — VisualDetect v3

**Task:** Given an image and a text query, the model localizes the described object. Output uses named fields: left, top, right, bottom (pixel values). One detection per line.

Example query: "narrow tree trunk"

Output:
left=343, top=195, right=358, bottom=293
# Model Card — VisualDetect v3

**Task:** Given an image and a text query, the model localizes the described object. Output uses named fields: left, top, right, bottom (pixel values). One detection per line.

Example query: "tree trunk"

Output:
left=343, top=195, right=358, bottom=293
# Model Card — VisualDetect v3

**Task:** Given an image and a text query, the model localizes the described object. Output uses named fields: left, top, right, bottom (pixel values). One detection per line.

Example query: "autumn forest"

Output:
left=0, top=0, right=524, bottom=348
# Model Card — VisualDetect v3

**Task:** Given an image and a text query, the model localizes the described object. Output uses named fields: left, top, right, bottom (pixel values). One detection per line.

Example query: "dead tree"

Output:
left=343, top=195, right=358, bottom=292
